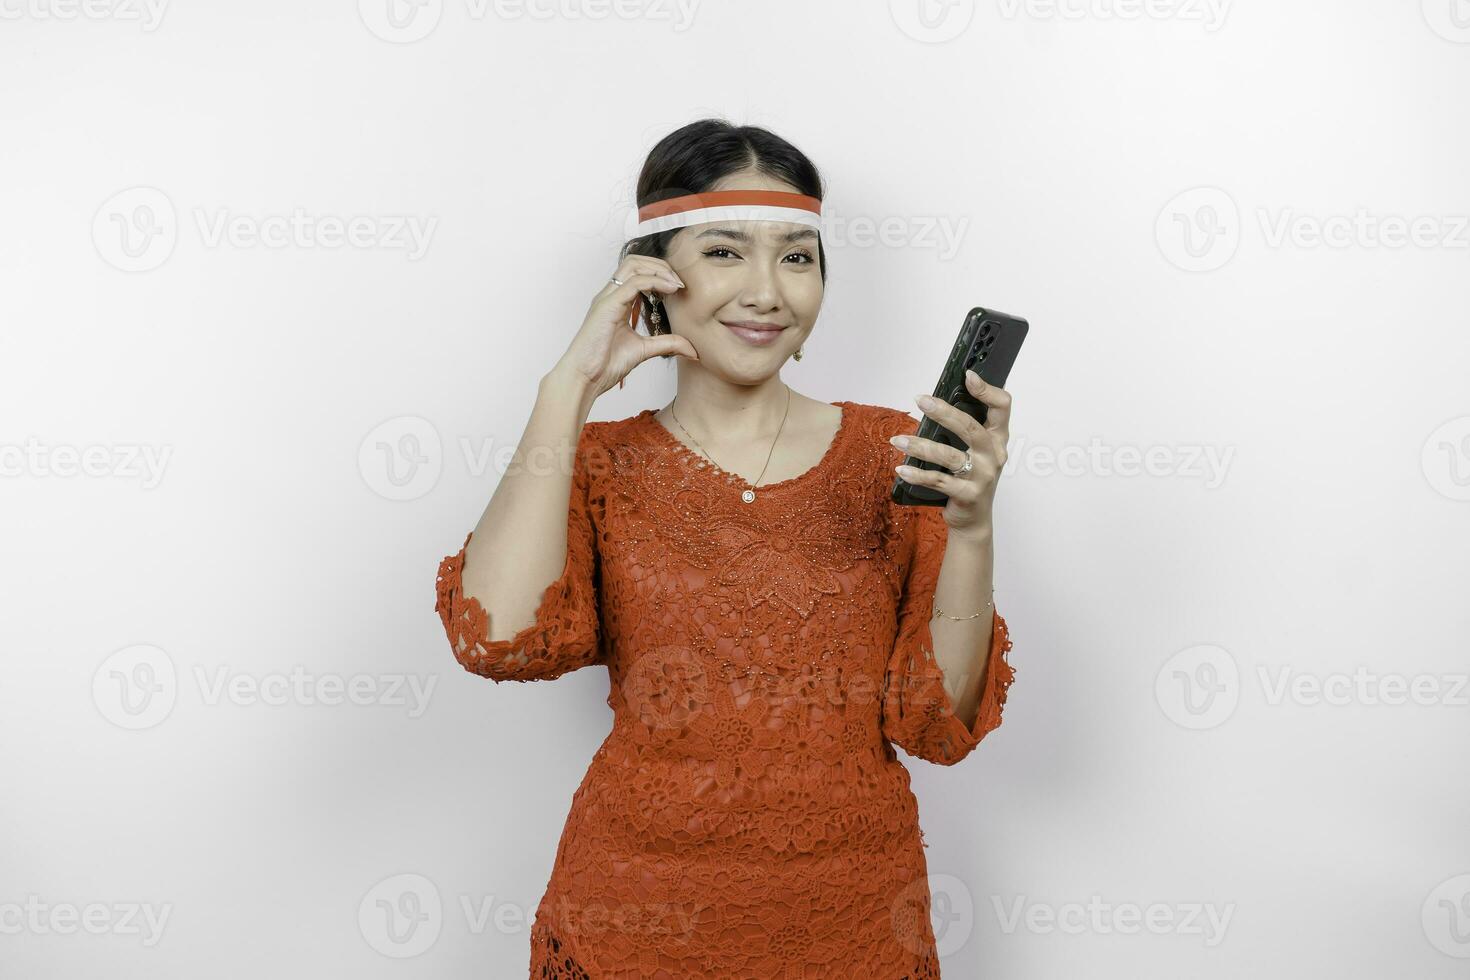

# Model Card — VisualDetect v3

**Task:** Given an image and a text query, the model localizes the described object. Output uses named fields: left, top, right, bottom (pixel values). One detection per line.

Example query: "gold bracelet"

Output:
left=932, top=593, right=995, bottom=621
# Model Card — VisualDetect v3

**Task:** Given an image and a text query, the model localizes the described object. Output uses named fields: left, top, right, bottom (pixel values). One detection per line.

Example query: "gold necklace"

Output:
left=668, top=383, right=792, bottom=504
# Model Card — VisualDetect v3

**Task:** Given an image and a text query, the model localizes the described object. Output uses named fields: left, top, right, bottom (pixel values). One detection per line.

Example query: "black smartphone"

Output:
left=891, top=306, right=1029, bottom=507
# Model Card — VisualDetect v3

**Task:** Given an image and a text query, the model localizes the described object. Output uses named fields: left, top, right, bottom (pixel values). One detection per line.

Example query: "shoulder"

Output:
left=580, top=410, right=650, bottom=451
left=839, top=400, right=923, bottom=441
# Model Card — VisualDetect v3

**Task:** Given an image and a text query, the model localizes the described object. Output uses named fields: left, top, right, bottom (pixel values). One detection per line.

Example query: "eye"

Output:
left=702, top=246, right=816, bottom=264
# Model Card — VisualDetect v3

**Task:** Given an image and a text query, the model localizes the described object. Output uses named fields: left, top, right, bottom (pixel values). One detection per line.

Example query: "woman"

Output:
left=435, top=118, right=1017, bottom=978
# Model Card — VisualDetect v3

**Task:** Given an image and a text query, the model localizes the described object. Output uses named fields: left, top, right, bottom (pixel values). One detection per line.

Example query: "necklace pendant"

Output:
left=741, top=489, right=756, bottom=504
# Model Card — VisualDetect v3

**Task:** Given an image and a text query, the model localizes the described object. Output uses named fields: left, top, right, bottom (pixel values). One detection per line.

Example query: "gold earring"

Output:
left=647, top=294, right=661, bottom=329
left=793, top=345, right=804, bottom=361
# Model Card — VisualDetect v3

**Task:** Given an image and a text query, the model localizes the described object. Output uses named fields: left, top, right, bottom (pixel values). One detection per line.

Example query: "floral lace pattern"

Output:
left=435, top=401, right=1016, bottom=978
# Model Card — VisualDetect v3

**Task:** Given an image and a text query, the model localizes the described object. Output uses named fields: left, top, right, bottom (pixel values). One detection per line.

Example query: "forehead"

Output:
left=672, top=220, right=820, bottom=248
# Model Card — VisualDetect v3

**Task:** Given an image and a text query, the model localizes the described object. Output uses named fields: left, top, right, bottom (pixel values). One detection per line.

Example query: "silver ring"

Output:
left=609, top=276, right=624, bottom=286
left=951, top=449, right=973, bottom=476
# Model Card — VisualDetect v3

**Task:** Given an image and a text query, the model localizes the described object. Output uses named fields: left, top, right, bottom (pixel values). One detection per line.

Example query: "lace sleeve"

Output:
left=433, top=425, right=603, bottom=683
left=879, top=420, right=1015, bottom=766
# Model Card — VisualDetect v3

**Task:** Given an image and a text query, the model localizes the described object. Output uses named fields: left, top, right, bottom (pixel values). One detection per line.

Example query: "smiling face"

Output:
left=658, top=172, right=824, bottom=381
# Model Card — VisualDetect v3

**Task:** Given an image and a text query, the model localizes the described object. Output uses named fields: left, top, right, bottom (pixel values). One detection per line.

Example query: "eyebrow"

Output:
left=694, top=227, right=819, bottom=244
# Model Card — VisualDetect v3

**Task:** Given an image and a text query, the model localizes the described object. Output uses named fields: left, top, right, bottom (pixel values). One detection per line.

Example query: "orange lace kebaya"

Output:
left=435, top=400, right=1016, bottom=978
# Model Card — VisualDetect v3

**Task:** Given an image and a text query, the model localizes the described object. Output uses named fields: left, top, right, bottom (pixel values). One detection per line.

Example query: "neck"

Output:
left=669, top=372, right=794, bottom=441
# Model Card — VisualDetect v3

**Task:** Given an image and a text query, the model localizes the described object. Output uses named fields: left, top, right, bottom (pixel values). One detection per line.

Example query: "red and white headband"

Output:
left=630, top=189, right=823, bottom=239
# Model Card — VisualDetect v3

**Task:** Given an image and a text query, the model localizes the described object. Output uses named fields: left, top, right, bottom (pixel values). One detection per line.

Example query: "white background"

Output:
left=3, top=0, right=1468, bottom=977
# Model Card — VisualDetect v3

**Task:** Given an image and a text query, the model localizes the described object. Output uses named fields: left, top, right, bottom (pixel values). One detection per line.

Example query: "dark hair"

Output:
left=620, top=118, right=827, bottom=358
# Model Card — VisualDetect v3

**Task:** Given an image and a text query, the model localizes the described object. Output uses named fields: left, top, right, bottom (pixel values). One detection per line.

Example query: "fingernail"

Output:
left=889, top=435, right=910, bottom=450
left=895, top=464, right=915, bottom=477
left=916, top=394, right=935, bottom=409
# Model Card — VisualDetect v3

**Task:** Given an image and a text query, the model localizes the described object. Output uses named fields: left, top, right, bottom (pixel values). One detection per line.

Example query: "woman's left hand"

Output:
left=890, top=369, right=1012, bottom=540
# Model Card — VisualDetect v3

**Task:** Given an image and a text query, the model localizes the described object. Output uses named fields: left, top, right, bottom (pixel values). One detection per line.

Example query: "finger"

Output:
left=917, top=393, right=985, bottom=449
left=643, top=331, right=700, bottom=362
left=893, top=461, right=977, bottom=503
left=965, top=370, right=1013, bottom=433
left=603, top=272, right=683, bottom=307
left=612, top=255, right=682, bottom=285
left=889, top=432, right=968, bottom=471
left=601, top=266, right=683, bottom=297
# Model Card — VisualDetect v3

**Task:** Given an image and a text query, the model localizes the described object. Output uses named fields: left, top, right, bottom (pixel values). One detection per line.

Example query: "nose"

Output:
left=737, top=259, right=783, bottom=313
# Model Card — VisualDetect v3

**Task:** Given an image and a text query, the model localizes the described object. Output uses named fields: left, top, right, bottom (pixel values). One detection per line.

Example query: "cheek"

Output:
left=789, top=277, right=824, bottom=314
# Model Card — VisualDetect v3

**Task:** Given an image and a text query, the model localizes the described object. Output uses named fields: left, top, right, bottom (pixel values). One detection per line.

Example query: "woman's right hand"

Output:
left=552, top=255, right=701, bottom=400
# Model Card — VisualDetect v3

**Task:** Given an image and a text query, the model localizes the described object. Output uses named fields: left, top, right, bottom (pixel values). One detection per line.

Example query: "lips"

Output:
left=721, top=321, right=787, bottom=347
left=720, top=326, right=787, bottom=337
